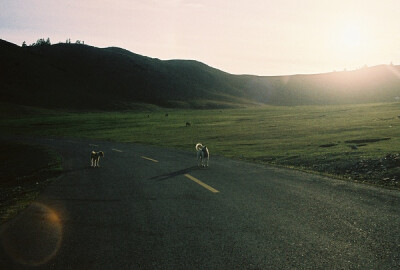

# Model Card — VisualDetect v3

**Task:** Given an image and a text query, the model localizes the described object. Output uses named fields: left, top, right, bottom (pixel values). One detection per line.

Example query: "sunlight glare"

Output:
left=330, top=20, right=373, bottom=70
left=341, top=25, right=362, bottom=50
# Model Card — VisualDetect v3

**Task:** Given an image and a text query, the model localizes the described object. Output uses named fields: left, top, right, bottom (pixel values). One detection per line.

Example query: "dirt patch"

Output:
left=345, top=137, right=391, bottom=144
left=255, top=152, right=400, bottom=189
left=294, top=154, right=399, bottom=188
left=330, top=153, right=400, bottom=188
left=0, top=141, right=63, bottom=224
left=319, top=143, right=338, bottom=148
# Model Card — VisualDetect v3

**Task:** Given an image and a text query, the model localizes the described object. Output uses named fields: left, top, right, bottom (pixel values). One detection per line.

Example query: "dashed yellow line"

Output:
left=141, top=156, right=159, bottom=163
left=184, top=174, right=219, bottom=193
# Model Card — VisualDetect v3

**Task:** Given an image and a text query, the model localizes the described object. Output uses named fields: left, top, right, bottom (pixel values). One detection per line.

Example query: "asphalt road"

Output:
left=1, top=137, right=399, bottom=269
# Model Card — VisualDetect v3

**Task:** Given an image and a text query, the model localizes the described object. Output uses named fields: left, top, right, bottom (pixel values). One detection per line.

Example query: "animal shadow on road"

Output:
left=148, top=166, right=199, bottom=181
left=61, top=166, right=89, bottom=175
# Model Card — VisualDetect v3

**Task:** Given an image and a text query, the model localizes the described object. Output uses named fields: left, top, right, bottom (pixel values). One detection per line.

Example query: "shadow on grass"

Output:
left=148, top=166, right=200, bottom=181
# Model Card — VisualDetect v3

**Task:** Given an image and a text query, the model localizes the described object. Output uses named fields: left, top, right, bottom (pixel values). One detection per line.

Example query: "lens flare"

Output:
left=1, top=202, right=63, bottom=266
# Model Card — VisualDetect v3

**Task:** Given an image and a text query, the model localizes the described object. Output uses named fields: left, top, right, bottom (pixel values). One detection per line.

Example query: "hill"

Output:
left=1, top=39, right=400, bottom=110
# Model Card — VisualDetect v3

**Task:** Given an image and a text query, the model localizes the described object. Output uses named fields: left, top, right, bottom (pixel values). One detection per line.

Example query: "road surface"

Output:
left=1, top=137, right=399, bottom=269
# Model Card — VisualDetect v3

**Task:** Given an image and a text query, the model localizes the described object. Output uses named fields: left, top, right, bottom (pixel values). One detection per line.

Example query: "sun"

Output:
left=331, top=22, right=370, bottom=68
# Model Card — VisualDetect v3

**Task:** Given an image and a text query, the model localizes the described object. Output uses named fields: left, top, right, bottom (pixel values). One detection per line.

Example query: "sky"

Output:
left=1, top=0, right=400, bottom=76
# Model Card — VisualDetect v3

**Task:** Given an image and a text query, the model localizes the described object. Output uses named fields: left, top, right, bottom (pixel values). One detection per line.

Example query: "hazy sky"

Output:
left=1, top=0, right=400, bottom=75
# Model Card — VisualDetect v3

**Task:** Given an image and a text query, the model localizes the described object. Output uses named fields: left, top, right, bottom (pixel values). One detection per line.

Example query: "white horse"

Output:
left=196, top=143, right=209, bottom=167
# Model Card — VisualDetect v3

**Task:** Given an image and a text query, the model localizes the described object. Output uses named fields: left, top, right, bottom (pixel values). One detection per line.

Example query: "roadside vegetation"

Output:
left=0, top=102, right=399, bottom=189
left=0, top=141, right=62, bottom=224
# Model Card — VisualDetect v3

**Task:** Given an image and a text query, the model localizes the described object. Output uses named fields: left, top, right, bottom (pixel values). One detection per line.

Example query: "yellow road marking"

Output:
left=141, top=156, right=159, bottom=163
left=112, top=148, right=123, bottom=152
left=184, top=174, right=219, bottom=193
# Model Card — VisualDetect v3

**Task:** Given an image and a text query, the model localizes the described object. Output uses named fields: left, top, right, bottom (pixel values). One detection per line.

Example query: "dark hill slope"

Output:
left=1, top=39, right=400, bottom=110
left=0, top=40, right=252, bottom=109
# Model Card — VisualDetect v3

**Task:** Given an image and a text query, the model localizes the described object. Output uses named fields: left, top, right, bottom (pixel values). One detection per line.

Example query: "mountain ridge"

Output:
left=1, top=39, right=399, bottom=110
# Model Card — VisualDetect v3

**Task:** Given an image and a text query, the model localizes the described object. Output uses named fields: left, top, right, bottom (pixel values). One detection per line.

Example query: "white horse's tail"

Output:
left=196, top=143, right=203, bottom=151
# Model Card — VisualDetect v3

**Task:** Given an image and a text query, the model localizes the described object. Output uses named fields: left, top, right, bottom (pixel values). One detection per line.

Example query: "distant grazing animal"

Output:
left=186, top=122, right=191, bottom=126
left=196, top=143, right=209, bottom=167
left=91, top=151, right=104, bottom=167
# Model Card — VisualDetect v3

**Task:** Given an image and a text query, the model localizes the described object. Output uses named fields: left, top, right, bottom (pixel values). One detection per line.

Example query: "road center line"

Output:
left=184, top=174, right=219, bottom=193
left=112, top=148, right=123, bottom=152
left=141, top=156, right=159, bottom=163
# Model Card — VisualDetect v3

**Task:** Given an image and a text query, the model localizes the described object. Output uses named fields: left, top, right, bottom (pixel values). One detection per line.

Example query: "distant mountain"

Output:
left=1, top=39, right=399, bottom=110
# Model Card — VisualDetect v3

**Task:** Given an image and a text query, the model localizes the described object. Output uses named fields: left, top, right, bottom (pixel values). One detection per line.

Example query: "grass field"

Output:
left=1, top=102, right=399, bottom=188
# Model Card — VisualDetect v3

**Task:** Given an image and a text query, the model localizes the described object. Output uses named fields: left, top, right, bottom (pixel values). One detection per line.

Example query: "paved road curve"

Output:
left=1, top=137, right=399, bottom=269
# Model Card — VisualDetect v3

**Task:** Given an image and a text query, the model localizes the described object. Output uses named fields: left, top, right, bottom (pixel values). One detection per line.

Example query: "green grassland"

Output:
left=1, top=102, right=399, bottom=188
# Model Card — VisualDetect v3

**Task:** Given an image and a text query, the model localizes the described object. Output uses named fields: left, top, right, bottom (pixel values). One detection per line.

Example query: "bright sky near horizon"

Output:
left=1, top=0, right=400, bottom=76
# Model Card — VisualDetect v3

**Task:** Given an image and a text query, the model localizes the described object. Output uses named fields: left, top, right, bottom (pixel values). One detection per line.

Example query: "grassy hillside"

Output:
left=252, top=66, right=400, bottom=105
left=1, top=39, right=400, bottom=110
left=1, top=102, right=399, bottom=189
left=0, top=39, right=254, bottom=109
